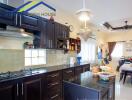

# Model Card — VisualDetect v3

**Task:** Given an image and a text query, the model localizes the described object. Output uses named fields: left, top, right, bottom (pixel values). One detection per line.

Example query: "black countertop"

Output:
left=0, top=63, right=90, bottom=83
left=64, top=71, right=115, bottom=92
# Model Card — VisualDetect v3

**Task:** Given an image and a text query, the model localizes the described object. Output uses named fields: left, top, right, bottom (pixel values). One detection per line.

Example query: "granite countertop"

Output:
left=0, top=63, right=90, bottom=82
left=64, top=71, right=115, bottom=93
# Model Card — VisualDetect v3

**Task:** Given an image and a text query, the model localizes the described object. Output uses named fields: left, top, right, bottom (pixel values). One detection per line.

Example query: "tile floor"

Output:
left=115, top=73, right=132, bottom=100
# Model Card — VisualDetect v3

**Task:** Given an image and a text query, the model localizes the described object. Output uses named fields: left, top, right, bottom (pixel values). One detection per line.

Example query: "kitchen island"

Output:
left=64, top=71, right=115, bottom=100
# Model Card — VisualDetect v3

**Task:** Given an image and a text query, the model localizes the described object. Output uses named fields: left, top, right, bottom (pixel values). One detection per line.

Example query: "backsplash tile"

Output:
left=0, top=49, right=77, bottom=72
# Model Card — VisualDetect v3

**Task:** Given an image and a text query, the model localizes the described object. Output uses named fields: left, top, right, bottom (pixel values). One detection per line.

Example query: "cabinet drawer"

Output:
left=46, top=71, right=61, bottom=84
left=47, top=81, right=61, bottom=89
left=63, top=68, right=74, bottom=80
left=47, top=92, right=61, bottom=100
left=75, top=67, right=83, bottom=75
left=83, top=64, right=90, bottom=72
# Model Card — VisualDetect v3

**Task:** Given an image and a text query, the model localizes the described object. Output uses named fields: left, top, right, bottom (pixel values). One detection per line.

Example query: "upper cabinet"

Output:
left=55, top=22, right=70, bottom=50
left=18, top=13, right=41, bottom=31
left=68, top=38, right=81, bottom=53
left=55, top=23, right=69, bottom=39
left=46, top=21, right=55, bottom=49
left=0, top=3, right=70, bottom=50
left=0, top=3, right=16, bottom=26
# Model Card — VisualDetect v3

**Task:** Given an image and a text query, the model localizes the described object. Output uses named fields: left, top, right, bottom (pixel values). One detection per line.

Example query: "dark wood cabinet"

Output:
left=63, top=68, right=75, bottom=81
left=0, top=80, right=20, bottom=100
left=33, top=18, right=48, bottom=48
left=75, top=66, right=83, bottom=76
left=45, top=71, right=62, bottom=100
left=0, top=3, right=16, bottom=26
left=68, top=38, right=81, bottom=53
left=0, top=76, right=42, bottom=100
left=18, top=13, right=40, bottom=31
left=21, top=76, right=42, bottom=100
left=55, top=22, right=69, bottom=50
left=0, top=64, right=90, bottom=100
left=83, top=64, right=90, bottom=72
left=46, top=21, right=55, bottom=49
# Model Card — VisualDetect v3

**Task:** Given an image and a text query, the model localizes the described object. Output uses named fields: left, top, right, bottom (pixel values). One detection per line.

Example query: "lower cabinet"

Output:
left=75, top=66, right=83, bottom=76
left=0, top=80, right=19, bottom=100
left=63, top=68, right=75, bottom=81
left=0, top=75, right=42, bottom=100
left=0, top=64, right=90, bottom=100
left=83, top=64, right=90, bottom=72
left=21, top=76, right=42, bottom=100
left=45, top=71, right=62, bottom=100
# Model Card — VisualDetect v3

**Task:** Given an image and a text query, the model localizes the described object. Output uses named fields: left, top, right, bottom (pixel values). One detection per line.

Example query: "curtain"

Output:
left=111, top=42, right=123, bottom=58
left=108, top=42, right=116, bottom=61
left=78, top=39, right=96, bottom=63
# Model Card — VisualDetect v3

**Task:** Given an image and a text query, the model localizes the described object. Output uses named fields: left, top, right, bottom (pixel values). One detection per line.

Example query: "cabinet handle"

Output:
left=51, top=40, right=52, bottom=48
left=15, top=14, right=17, bottom=25
left=50, top=94, right=59, bottom=99
left=49, top=40, right=50, bottom=48
left=49, top=74, right=58, bottom=78
left=48, top=82, right=59, bottom=87
left=66, top=70, right=72, bottom=73
left=22, top=83, right=24, bottom=96
left=20, top=15, right=22, bottom=26
left=17, top=83, right=19, bottom=96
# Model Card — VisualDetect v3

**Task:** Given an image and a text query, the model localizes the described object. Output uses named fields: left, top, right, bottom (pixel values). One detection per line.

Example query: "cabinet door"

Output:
left=19, top=13, right=40, bottom=31
left=40, top=18, right=48, bottom=48
left=63, top=68, right=75, bottom=81
left=75, top=67, right=83, bottom=76
left=45, top=71, right=62, bottom=100
left=22, top=77, right=42, bottom=100
left=0, top=80, right=18, bottom=100
left=0, top=3, right=16, bottom=26
left=64, top=26, right=70, bottom=38
left=83, top=64, right=90, bottom=72
left=61, top=25, right=69, bottom=39
left=46, top=21, right=55, bottom=49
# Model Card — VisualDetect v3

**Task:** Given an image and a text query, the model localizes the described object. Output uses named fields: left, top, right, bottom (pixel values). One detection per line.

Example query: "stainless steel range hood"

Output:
left=0, top=25, right=33, bottom=38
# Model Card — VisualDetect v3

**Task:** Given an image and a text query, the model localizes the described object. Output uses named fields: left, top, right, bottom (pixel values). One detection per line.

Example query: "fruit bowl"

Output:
left=98, top=72, right=111, bottom=81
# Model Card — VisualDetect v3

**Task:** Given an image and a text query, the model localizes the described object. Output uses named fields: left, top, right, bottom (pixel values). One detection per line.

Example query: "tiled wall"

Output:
left=0, top=35, right=77, bottom=73
left=0, top=49, right=76, bottom=73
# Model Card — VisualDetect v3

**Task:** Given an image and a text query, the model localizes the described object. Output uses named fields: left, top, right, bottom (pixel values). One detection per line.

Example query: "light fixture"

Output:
left=76, top=0, right=92, bottom=22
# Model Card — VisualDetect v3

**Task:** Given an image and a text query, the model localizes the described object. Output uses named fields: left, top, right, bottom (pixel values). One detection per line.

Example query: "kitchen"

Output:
left=1, top=0, right=132, bottom=100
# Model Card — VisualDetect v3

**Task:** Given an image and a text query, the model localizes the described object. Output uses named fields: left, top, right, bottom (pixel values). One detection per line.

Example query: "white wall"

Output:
left=0, top=36, right=33, bottom=49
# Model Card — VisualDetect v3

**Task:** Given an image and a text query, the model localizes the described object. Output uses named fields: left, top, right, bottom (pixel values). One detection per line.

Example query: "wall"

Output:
left=96, top=32, right=107, bottom=45
left=0, top=35, right=77, bottom=73
left=105, top=30, right=132, bottom=42
left=0, top=48, right=76, bottom=73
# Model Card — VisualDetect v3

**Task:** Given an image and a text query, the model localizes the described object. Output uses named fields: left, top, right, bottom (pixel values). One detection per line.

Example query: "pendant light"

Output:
left=76, top=0, right=93, bottom=41
left=76, top=0, right=91, bottom=22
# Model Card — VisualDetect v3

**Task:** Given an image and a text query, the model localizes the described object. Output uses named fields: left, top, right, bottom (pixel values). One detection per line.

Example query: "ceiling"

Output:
left=42, top=0, right=132, bottom=26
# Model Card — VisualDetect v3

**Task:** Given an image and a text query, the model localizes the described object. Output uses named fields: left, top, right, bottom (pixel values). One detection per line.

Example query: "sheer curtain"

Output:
left=111, top=42, right=124, bottom=58
left=78, top=39, right=96, bottom=63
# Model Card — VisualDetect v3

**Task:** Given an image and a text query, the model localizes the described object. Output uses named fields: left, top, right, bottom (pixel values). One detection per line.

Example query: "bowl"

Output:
left=98, top=72, right=110, bottom=81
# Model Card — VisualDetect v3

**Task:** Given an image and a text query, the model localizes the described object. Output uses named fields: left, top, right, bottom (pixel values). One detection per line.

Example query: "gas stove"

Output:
left=0, top=68, right=47, bottom=81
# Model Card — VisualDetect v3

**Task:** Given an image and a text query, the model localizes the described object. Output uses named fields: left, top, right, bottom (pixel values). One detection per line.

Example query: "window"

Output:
left=79, top=39, right=96, bottom=63
left=25, top=49, right=46, bottom=66
left=111, top=42, right=123, bottom=58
